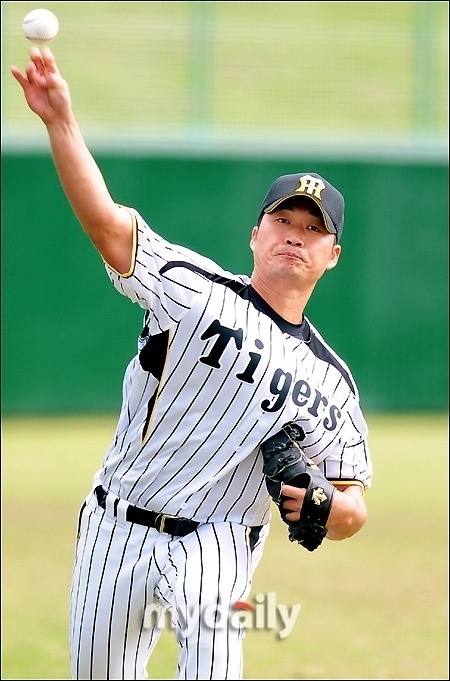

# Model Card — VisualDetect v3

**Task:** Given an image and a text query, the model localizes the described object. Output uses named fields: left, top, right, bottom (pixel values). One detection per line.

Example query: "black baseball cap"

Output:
left=257, top=172, right=345, bottom=241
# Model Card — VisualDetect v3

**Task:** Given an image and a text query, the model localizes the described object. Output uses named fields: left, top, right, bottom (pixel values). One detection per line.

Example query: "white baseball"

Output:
left=22, top=9, right=59, bottom=43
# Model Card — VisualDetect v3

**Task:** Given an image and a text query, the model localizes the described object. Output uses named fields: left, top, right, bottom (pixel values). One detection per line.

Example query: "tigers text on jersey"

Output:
left=97, top=207, right=372, bottom=527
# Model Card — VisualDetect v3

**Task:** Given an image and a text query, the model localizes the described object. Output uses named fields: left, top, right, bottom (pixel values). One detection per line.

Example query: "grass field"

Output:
left=2, top=412, right=448, bottom=680
left=2, top=1, right=448, bottom=147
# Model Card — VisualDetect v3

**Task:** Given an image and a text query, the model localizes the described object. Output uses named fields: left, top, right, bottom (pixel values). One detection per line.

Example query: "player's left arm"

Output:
left=281, top=482, right=367, bottom=541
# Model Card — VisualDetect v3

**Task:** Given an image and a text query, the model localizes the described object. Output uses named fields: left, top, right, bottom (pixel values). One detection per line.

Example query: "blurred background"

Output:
left=2, top=4, right=448, bottom=680
left=2, top=1, right=448, bottom=415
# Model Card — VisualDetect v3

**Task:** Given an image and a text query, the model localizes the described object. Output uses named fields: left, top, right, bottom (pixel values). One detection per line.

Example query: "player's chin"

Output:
left=272, top=263, right=308, bottom=283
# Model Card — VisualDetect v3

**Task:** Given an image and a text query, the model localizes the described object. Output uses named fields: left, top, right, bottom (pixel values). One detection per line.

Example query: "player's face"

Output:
left=250, top=204, right=341, bottom=288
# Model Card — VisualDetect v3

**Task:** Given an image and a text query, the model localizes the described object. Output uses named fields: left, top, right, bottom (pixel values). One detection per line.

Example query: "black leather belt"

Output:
left=94, top=485, right=200, bottom=537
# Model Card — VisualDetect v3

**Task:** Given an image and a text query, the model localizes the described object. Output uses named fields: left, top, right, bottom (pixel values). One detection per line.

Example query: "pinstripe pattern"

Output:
left=70, top=206, right=372, bottom=679
left=95, top=208, right=371, bottom=527
left=70, top=492, right=268, bottom=679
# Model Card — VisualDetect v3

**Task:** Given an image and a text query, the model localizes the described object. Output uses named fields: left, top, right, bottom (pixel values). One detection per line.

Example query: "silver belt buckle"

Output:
left=155, top=513, right=172, bottom=533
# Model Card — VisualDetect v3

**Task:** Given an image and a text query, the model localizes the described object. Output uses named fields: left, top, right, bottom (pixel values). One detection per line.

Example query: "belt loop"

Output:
left=93, top=476, right=102, bottom=491
left=116, top=498, right=129, bottom=525
left=105, top=490, right=118, bottom=519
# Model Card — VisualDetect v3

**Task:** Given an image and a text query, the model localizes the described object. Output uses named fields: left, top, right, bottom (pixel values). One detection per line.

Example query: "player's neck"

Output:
left=250, top=275, right=312, bottom=325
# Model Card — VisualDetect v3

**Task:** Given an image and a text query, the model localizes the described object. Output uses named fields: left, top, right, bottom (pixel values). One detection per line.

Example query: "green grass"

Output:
left=2, top=1, right=448, bottom=143
left=2, top=412, right=448, bottom=679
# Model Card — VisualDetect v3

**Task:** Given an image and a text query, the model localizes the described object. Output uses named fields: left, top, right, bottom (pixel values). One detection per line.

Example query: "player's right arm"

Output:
left=11, top=46, right=133, bottom=274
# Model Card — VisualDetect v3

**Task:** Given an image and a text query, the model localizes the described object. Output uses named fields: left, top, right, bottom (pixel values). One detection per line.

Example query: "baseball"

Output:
left=22, top=8, right=59, bottom=43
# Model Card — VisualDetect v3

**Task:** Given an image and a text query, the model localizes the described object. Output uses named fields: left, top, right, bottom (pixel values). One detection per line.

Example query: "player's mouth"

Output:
left=277, top=249, right=305, bottom=262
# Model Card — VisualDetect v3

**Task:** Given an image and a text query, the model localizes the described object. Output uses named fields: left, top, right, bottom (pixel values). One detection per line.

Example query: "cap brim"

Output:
left=265, top=194, right=336, bottom=235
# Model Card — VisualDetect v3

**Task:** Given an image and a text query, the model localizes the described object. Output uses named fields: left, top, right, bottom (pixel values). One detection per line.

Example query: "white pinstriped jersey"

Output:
left=96, top=207, right=372, bottom=527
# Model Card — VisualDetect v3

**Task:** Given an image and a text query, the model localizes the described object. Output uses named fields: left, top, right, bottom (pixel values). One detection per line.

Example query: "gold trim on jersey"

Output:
left=101, top=204, right=138, bottom=278
left=329, top=479, right=366, bottom=493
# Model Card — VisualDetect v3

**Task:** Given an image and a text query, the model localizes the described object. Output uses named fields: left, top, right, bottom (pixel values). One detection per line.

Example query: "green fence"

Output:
left=2, top=151, right=448, bottom=414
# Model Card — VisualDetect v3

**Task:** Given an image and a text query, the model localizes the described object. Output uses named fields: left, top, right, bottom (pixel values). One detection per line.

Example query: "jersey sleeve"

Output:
left=321, top=436, right=372, bottom=491
left=317, top=398, right=372, bottom=490
left=103, top=206, right=245, bottom=332
left=297, top=319, right=373, bottom=490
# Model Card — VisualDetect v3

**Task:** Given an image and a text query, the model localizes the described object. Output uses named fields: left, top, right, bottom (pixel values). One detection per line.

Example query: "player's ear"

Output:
left=250, top=225, right=258, bottom=250
left=326, top=244, right=341, bottom=270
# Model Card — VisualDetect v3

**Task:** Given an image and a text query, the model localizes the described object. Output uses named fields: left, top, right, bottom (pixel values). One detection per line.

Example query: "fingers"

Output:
left=30, top=45, right=44, bottom=61
left=30, top=46, right=57, bottom=77
left=281, top=484, right=305, bottom=499
left=25, top=58, right=43, bottom=86
left=31, top=46, right=55, bottom=69
left=280, top=484, right=307, bottom=522
left=41, top=46, right=55, bottom=62
left=10, top=49, right=41, bottom=87
left=281, top=497, right=300, bottom=512
left=12, top=47, right=60, bottom=93
left=11, top=47, right=56, bottom=81
left=10, top=65, right=27, bottom=88
left=283, top=510, right=299, bottom=523
left=29, top=45, right=54, bottom=60
left=10, top=46, right=67, bottom=123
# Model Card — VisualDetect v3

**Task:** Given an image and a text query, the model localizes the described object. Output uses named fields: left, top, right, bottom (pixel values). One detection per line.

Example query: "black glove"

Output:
left=260, top=422, right=335, bottom=551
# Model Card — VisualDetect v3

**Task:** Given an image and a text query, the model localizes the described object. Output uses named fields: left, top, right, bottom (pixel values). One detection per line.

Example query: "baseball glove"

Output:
left=260, top=422, right=335, bottom=551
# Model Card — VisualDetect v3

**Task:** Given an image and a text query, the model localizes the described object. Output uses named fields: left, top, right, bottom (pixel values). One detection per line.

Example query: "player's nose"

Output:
left=285, top=236, right=303, bottom=247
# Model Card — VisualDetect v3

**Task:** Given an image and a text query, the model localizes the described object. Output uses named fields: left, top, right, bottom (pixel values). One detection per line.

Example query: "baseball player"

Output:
left=12, top=47, right=373, bottom=681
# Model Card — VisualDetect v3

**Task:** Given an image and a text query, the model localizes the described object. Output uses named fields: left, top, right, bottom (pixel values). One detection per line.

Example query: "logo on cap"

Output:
left=295, top=175, right=326, bottom=201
